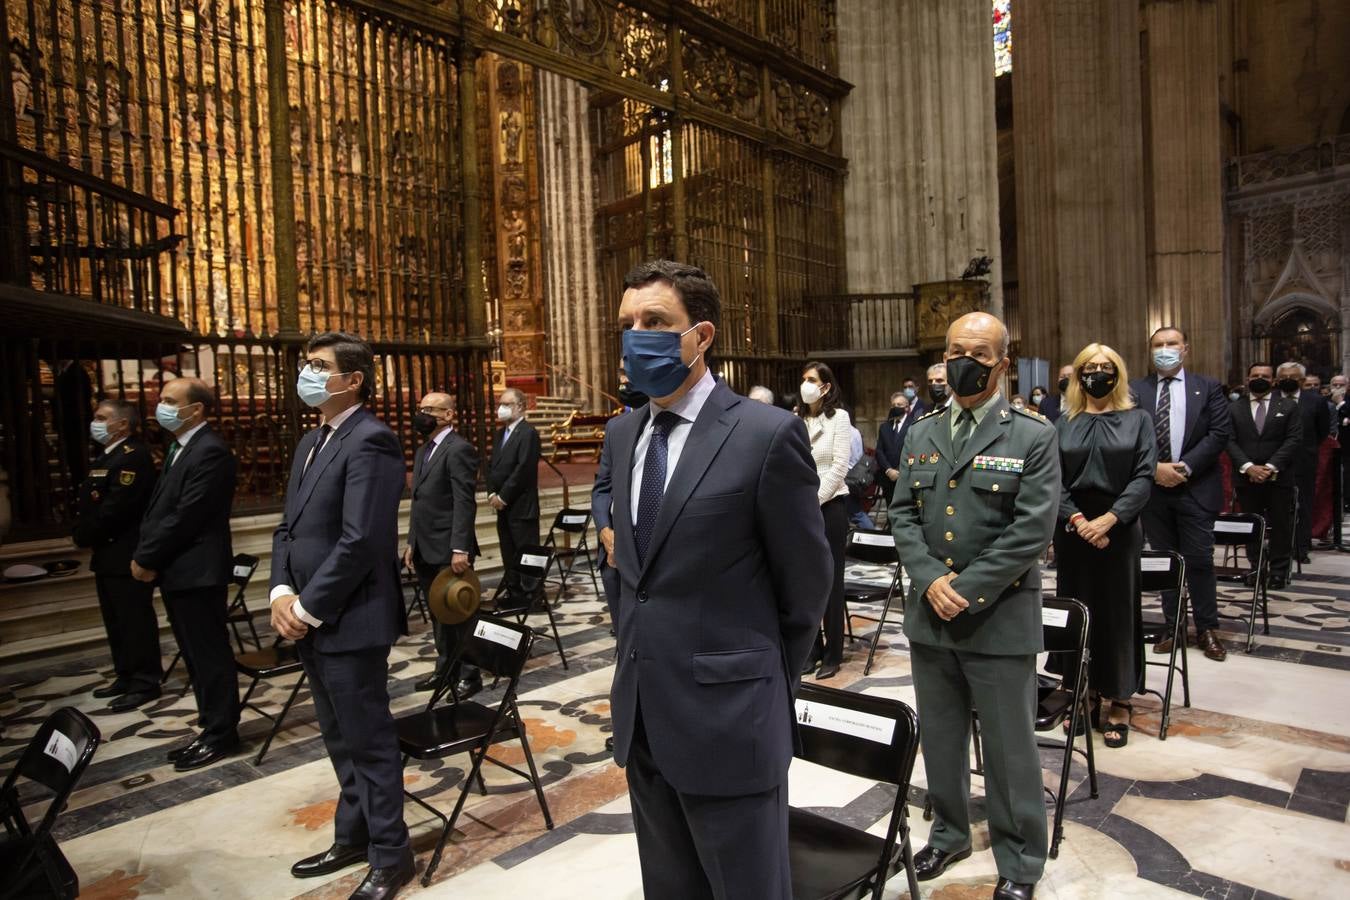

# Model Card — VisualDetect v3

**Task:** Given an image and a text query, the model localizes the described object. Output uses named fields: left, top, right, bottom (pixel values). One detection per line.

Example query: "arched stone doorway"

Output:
left=1265, top=305, right=1339, bottom=378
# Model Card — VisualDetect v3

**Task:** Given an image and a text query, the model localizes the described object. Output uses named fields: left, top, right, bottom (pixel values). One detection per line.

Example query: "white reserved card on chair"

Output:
left=1140, top=557, right=1172, bottom=572
left=475, top=619, right=523, bottom=650
left=563, top=515, right=587, bottom=525
left=1042, top=607, right=1069, bottom=628
left=852, top=532, right=894, bottom=547
left=1215, top=521, right=1255, bottom=534
left=43, top=729, right=78, bottom=772
left=233, top=564, right=252, bottom=578
left=794, top=699, right=896, bottom=745
left=521, top=553, right=550, bottom=568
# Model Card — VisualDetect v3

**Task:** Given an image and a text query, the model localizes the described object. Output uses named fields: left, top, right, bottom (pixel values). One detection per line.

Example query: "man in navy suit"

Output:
left=132, top=378, right=238, bottom=769
left=1037, top=363, right=1075, bottom=423
left=875, top=389, right=916, bottom=504
left=604, top=260, right=831, bottom=899
left=271, top=332, right=413, bottom=899
left=1129, top=326, right=1234, bottom=662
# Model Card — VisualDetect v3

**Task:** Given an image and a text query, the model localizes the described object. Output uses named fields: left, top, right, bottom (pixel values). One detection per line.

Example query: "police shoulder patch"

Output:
left=119, top=471, right=136, bottom=485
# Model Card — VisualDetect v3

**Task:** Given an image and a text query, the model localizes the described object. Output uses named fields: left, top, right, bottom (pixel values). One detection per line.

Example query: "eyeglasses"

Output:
left=1081, top=364, right=1117, bottom=375
left=418, top=406, right=452, bottom=416
left=299, top=359, right=337, bottom=374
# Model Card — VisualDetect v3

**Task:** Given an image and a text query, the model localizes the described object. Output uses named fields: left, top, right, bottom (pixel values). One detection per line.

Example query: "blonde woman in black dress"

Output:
left=1054, top=343, right=1156, bottom=747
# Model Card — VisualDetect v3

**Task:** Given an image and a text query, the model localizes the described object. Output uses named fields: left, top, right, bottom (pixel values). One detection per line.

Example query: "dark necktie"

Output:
left=953, top=408, right=975, bottom=457
left=1155, top=377, right=1174, bottom=462
left=634, top=411, right=681, bottom=565
left=303, top=425, right=332, bottom=476
left=163, top=440, right=180, bottom=471
left=1254, top=398, right=1267, bottom=433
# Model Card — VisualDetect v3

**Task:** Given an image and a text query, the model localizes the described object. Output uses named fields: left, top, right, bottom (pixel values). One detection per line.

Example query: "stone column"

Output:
left=1141, top=0, right=1225, bottom=377
left=1013, top=0, right=1150, bottom=373
left=837, top=0, right=1003, bottom=313
left=537, top=71, right=606, bottom=410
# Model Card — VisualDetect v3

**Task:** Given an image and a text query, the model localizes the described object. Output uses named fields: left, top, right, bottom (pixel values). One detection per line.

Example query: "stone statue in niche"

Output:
left=84, top=59, right=123, bottom=128
left=505, top=259, right=527, bottom=298
left=501, top=110, right=523, bottom=163
left=505, top=337, right=536, bottom=371
left=503, top=207, right=527, bottom=260
left=10, top=40, right=32, bottom=119
left=507, top=306, right=531, bottom=330
left=501, top=172, right=528, bottom=208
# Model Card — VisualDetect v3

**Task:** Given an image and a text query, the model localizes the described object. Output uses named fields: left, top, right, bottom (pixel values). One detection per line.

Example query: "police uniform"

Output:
left=73, top=437, right=162, bottom=694
left=889, top=393, right=1060, bottom=886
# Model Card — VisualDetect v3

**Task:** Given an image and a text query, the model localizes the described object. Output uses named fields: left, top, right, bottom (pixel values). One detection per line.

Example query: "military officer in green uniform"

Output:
left=73, top=399, right=162, bottom=710
left=890, top=312, right=1059, bottom=900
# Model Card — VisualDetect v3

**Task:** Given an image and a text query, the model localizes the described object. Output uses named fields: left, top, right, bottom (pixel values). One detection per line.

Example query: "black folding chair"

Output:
left=1139, top=550, right=1190, bottom=740
left=486, top=545, right=568, bottom=669
left=1211, top=512, right=1270, bottom=652
left=790, top=684, right=921, bottom=900
left=543, top=508, right=599, bottom=598
left=1036, top=596, right=1098, bottom=859
left=225, top=553, right=262, bottom=653
left=0, top=708, right=101, bottom=899
left=402, top=559, right=429, bottom=624
left=397, top=615, right=554, bottom=886
left=835, top=528, right=900, bottom=675
left=236, top=639, right=310, bottom=765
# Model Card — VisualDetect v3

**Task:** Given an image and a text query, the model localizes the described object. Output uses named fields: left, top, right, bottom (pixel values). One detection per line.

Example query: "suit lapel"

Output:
left=291, top=408, right=363, bottom=519
left=149, top=426, right=207, bottom=506
left=1182, top=374, right=1204, bottom=450
left=638, top=385, right=738, bottom=581
left=1138, top=374, right=1159, bottom=417
left=610, top=406, right=647, bottom=575
left=951, top=398, right=1012, bottom=474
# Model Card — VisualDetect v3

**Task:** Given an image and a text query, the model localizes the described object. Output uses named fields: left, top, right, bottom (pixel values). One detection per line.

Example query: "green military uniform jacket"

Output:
left=889, top=395, right=1060, bottom=655
left=72, top=438, right=158, bottom=576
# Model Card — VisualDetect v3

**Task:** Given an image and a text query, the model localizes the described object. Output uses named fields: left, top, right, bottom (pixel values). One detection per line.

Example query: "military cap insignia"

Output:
left=119, top=471, right=137, bottom=485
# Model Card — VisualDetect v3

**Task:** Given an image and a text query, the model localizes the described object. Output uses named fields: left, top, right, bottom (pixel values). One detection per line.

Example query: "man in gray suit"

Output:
left=605, top=260, right=831, bottom=899
left=403, top=391, right=481, bottom=695
left=271, top=332, right=413, bottom=899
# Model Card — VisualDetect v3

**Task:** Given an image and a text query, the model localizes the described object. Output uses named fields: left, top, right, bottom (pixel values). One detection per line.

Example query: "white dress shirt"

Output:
left=1157, top=369, right=1186, bottom=467
left=424, top=422, right=453, bottom=462
left=629, top=369, right=716, bottom=523
left=168, top=421, right=207, bottom=463
left=104, top=436, right=127, bottom=455
left=270, top=403, right=363, bottom=626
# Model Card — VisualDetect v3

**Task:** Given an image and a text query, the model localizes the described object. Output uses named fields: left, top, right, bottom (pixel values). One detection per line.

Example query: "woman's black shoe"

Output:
left=801, top=656, right=821, bottom=676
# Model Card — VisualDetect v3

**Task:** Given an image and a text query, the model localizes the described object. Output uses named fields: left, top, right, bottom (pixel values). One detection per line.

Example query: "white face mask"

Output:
left=800, top=381, right=823, bottom=406
left=496, top=404, right=515, bottom=422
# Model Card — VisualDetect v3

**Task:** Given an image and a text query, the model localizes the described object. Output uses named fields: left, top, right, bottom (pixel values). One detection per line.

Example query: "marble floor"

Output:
left=3, top=539, right=1349, bottom=899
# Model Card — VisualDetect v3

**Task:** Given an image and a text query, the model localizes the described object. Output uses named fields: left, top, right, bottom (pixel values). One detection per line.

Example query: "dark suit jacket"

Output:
left=271, top=406, right=406, bottom=652
left=1038, top=392, right=1062, bottom=422
left=1290, top=389, right=1330, bottom=477
left=73, top=439, right=158, bottom=574
left=1227, top=396, right=1302, bottom=486
left=875, top=408, right=920, bottom=473
left=487, top=420, right=540, bottom=522
left=607, top=380, right=831, bottom=796
left=1129, top=370, right=1233, bottom=513
left=134, top=426, right=237, bottom=590
left=408, top=428, right=480, bottom=565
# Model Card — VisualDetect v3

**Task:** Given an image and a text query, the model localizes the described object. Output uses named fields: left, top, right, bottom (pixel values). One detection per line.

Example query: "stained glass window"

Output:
left=993, top=0, right=1012, bottom=76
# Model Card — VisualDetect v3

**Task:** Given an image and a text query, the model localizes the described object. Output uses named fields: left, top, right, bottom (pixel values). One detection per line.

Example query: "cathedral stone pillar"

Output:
left=1141, top=0, right=1225, bottom=377
left=1013, top=0, right=1150, bottom=373
left=837, top=0, right=1003, bottom=314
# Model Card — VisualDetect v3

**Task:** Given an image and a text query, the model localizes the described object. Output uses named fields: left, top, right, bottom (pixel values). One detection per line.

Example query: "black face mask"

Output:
left=1080, top=371, right=1117, bottom=399
left=412, top=412, right=439, bottom=437
left=1058, top=376, right=1070, bottom=393
left=617, top=383, right=648, bottom=408
left=928, top=384, right=948, bottom=404
left=1277, top=378, right=1300, bottom=394
left=888, top=405, right=907, bottom=419
left=945, top=355, right=997, bottom=398
left=1248, top=377, right=1272, bottom=396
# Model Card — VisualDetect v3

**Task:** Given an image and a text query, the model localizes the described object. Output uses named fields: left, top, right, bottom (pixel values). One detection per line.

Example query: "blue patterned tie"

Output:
left=634, top=411, right=681, bottom=565
left=1156, top=377, right=1174, bottom=462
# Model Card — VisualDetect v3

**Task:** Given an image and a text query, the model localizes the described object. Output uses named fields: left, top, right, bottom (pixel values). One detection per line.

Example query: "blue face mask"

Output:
left=902, top=387, right=916, bottom=401
left=621, top=323, right=703, bottom=399
left=155, top=401, right=188, bottom=432
left=297, top=367, right=351, bottom=408
left=89, top=420, right=111, bottom=445
left=1152, top=347, right=1183, bottom=371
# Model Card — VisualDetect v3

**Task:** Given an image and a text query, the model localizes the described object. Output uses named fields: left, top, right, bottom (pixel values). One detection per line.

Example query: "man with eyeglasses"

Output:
left=403, top=390, right=482, bottom=697
left=272, top=332, right=414, bottom=899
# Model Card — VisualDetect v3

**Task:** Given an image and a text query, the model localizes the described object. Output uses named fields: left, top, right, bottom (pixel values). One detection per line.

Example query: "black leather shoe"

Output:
left=349, top=855, right=415, bottom=899
left=108, top=689, right=161, bottom=712
left=173, top=738, right=239, bottom=772
left=994, top=877, right=1036, bottom=899
left=455, top=676, right=483, bottom=700
left=604, top=737, right=614, bottom=753
left=291, top=842, right=368, bottom=879
left=166, top=737, right=201, bottom=762
left=815, top=663, right=840, bottom=680
left=913, top=844, right=972, bottom=881
left=1269, top=575, right=1288, bottom=590
left=801, top=655, right=822, bottom=676
left=414, top=674, right=442, bottom=692
left=92, top=683, right=129, bottom=699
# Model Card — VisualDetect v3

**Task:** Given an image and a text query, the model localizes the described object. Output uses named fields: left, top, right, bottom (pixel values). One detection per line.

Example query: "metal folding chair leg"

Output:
left=253, top=673, right=308, bottom=765
left=863, top=588, right=900, bottom=676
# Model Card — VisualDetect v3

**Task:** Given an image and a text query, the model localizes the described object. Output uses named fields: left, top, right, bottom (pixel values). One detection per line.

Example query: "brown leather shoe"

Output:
left=1197, top=630, right=1227, bottom=661
left=1151, top=636, right=1174, bottom=655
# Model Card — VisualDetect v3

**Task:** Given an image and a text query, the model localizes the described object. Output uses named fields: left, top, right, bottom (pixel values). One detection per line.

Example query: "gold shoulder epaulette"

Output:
left=916, top=406, right=947, bottom=423
left=1013, top=405, right=1051, bottom=425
